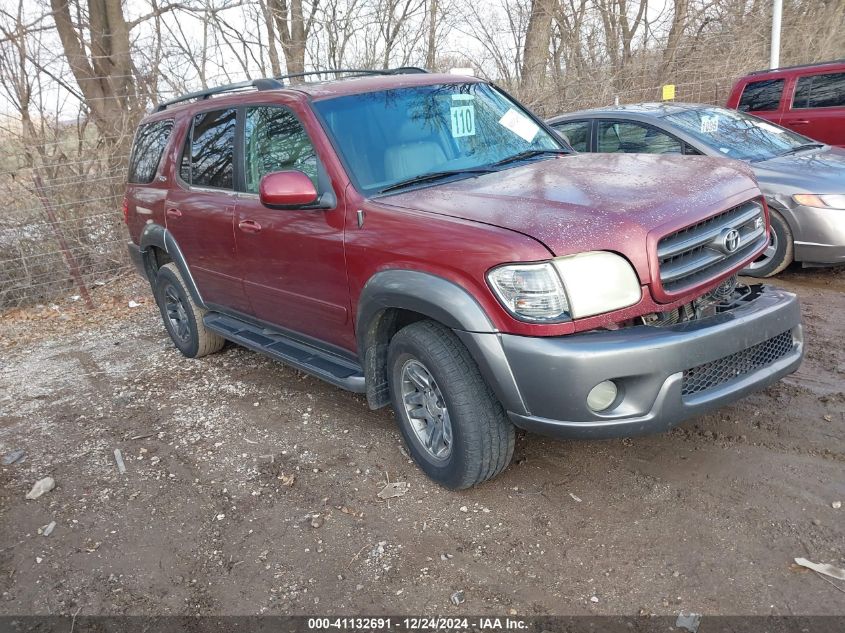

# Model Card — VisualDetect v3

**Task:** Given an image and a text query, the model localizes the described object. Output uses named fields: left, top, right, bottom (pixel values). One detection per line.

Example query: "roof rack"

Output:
left=748, top=58, right=844, bottom=76
left=155, top=78, right=283, bottom=112
left=154, top=67, right=429, bottom=112
left=272, top=67, right=429, bottom=82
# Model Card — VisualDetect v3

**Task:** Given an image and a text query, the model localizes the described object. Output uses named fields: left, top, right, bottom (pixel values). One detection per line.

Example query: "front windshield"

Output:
left=664, top=106, right=817, bottom=162
left=313, top=83, right=562, bottom=194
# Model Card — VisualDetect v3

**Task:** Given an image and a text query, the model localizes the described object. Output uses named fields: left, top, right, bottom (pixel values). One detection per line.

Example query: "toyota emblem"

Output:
left=723, top=229, right=741, bottom=253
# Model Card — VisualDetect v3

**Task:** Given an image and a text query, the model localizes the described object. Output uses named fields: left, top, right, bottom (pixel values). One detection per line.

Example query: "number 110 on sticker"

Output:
left=451, top=102, right=476, bottom=138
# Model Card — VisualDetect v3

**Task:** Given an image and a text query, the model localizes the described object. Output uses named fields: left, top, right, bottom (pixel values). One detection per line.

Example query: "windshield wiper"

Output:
left=780, top=142, right=824, bottom=156
left=377, top=168, right=495, bottom=194
left=490, top=148, right=569, bottom=167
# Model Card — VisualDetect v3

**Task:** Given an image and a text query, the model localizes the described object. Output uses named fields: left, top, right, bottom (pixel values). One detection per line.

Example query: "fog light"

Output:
left=587, top=380, right=618, bottom=412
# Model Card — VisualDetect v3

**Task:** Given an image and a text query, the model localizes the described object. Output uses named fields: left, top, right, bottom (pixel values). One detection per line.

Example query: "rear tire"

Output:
left=387, top=320, right=515, bottom=489
left=154, top=263, right=224, bottom=358
left=742, top=209, right=794, bottom=278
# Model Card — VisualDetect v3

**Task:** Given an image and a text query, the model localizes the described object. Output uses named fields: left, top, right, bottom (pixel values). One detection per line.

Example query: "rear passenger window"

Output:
left=793, top=72, right=845, bottom=109
left=738, top=79, right=784, bottom=112
left=128, top=120, right=173, bottom=184
left=244, top=106, right=319, bottom=193
left=187, top=108, right=237, bottom=189
left=597, top=121, right=682, bottom=154
left=553, top=121, right=590, bottom=152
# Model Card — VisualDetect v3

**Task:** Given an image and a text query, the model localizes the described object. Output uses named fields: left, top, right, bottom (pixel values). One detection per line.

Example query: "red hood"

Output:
left=378, top=153, right=760, bottom=284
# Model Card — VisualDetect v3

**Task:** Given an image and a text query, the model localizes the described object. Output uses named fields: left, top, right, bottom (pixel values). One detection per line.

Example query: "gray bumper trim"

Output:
left=463, top=285, right=803, bottom=439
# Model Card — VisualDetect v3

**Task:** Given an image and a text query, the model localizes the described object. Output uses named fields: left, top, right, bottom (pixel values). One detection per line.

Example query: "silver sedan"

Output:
left=548, top=103, right=845, bottom=277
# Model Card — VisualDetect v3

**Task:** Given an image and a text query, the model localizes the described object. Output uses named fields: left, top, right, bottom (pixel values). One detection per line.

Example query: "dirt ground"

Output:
left=0, top=266, right=843, bottom=617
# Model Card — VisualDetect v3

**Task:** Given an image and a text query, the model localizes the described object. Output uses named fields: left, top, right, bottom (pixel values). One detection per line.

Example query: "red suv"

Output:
left=125, top=69, right=804, bottom=489
left=727, top=59, right=845, bottom=147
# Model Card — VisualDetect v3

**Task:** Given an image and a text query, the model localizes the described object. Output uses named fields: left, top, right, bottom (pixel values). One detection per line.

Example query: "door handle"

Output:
left=238, top=219, right=262, bottom=233
left=166, top=207, right=182, bottom=218
left=791, top=120, right=810, bottom=125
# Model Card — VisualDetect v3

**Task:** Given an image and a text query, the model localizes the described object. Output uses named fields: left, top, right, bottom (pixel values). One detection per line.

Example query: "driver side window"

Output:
left=244, top=106, right=319, bottom=194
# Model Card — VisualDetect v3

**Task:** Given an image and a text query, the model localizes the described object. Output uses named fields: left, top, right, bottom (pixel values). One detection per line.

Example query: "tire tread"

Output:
left=157, top=263, right=225, bottom=358
left=389, top=321, right=515, bottom=488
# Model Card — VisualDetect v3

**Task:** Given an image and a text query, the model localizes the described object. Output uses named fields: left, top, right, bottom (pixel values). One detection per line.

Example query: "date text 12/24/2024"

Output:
left=307, top=617, right=528, bottom=630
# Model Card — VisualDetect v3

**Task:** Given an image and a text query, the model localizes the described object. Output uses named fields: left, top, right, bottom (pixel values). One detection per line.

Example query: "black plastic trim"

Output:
left=206, top=302, right=359, bottom=364
left=356, top=270, right=495, bottom=353
left=203, top=311, right=365, bottom=393
left=138, top=223, right=206, bottom=308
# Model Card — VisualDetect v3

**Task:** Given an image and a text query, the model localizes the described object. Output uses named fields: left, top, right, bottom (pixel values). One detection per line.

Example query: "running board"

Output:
left=203, top=312, right=366, bottom=393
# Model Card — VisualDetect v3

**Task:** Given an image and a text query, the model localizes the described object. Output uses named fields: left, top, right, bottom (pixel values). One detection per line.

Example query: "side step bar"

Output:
left=203, top=312, right=366, bottom=393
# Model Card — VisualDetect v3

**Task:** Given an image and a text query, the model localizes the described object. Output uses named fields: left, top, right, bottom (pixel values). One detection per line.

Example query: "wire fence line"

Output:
left=2, top=0, right=843, bottom=310
left=0, top=64, right=811, bottom=309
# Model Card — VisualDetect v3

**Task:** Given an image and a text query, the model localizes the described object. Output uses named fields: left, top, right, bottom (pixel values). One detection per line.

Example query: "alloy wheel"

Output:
left=400, top=359, right=453, bottom=461
left=163, top=284, right=191, bottom=344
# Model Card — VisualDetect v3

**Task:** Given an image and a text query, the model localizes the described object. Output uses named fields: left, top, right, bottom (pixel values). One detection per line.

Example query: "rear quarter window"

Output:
left=738, top=79, right=784, bottom=112
left=128, top=119, right=173, bottom=184
left=793, top=72, right=845, bottom=109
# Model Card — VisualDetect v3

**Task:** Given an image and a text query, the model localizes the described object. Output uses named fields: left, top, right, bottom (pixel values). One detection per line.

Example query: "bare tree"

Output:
left=50, top=0, right=136, bottom=146
left=521, top=0, right=557, bottom=91
left=661, top=0, right=689, bottom=78
left=268, top=0, right=319, bottom=76
left=425, top=0, right=438, bottom=67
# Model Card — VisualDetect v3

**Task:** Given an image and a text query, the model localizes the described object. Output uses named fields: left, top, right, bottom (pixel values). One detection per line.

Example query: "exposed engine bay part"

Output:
left=641, top=276, right=753, bottom=327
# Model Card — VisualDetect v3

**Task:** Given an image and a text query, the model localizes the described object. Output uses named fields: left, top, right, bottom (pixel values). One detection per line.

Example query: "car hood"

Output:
left=752, top=145, right=845, bottom=193
left=378, top=153, right=760, bottom=283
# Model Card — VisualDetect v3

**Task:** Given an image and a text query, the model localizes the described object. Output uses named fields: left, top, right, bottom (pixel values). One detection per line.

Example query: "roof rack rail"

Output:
left=153, top=67, right=429, bottom=112
left=155, top=78, right=284, bottom=112
left=271, top=66, right=428, bottom=83
left=748, top=58, right=844, bottom=75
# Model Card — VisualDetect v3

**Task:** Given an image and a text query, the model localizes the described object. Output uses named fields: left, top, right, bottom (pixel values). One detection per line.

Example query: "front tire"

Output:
left=154, top=263, right=224, bottom=358
left=387, top=321, right=515, bottom=489
left=742, top=209, right=794, bottom=277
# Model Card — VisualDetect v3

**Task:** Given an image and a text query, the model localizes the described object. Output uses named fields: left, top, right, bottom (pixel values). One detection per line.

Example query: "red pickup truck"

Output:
left=125, top=69, right=804, bottom=488
left=727, top=60, right=845, bottom=147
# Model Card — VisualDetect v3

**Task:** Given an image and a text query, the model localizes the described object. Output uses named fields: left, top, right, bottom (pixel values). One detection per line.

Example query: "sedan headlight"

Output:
left=487, top=252, right=641, bottom=323
left=793, top=194, right=845, bottom=209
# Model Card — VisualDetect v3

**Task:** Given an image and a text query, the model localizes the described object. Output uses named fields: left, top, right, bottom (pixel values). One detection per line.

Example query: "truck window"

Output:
left=244, top=106, right=319, bottom=192
left=188, top=108, right=237, bottom=189
left=793, top=72, right=845, bottom=109
left=128, top=119, right=173, bottom=184
left=738, top=79, right=784, bottom=112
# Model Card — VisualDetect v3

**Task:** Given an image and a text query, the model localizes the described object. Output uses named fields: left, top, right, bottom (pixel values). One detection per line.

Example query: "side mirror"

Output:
left=259, top=170, right=318, bottom=208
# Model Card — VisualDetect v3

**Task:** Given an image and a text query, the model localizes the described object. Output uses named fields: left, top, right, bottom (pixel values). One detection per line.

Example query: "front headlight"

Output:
left=487, top=252, right=641, bottom=323
left=793, top=194, right=845, bottom=209
left=487, top=262, right=570, bottom=322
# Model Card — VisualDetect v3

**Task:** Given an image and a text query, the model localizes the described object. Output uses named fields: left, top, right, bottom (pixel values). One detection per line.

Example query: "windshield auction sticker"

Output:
left=499, top=108, right=538, bottom=142
left=700, top=114, right=719, bottom=134
left=450, top=94, right=476, bottom=138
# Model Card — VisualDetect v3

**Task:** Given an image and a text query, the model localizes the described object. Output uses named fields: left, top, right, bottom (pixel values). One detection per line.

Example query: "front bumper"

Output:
left=791, top=203, right=845, bottom=264
left=459, top=285, right=803, bottom=439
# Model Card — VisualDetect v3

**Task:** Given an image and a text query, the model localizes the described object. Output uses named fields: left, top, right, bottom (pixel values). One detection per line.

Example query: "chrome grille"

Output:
left=681, top=330, right=794, bottom=397
left=658, top=200, right=767, bottom=293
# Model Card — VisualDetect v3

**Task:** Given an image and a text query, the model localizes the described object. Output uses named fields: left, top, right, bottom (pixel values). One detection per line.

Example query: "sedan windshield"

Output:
left=664, top=106, right=818, bottom=162
left=313, top=83, right=563, bottom=194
